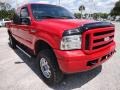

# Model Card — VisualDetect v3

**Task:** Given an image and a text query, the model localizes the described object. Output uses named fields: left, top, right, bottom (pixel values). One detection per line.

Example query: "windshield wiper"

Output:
left=40, top=15, right=58, bottom=19
left=59, top=16, right=73, bottom=19
left=36, top=15, right=74, bottom=19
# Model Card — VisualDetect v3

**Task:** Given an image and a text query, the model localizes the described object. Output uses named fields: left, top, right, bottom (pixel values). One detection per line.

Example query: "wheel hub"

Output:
left=40, top=58, right=51, bottom=78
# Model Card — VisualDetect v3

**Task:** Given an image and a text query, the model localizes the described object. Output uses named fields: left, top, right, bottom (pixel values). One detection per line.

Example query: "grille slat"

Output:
left=94, top=30, right=114, bottom=36
left=93, top=39, right=113, bottom=47
left=93, top=33, right=114, bottom=40
left=92, top=41, right=113, bottom=50
left=93, top=38, right=104, bottom=43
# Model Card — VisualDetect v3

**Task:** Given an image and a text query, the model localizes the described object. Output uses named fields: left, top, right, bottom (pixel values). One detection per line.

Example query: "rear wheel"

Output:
left=9, top=35, right=16, bottom=49
left=36, top=49, right=64, bottom=86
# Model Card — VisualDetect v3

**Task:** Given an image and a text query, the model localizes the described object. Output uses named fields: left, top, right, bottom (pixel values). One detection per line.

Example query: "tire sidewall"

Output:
left=37, top=52, right=56, bottom=85
left=36, top=50, right=63, bottom=86
left=9, top=35, right=16, bottom=49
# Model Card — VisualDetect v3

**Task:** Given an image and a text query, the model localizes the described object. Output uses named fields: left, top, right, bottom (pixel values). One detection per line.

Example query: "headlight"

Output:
left=60, top=35, right=81, bottom=50
left=60, top=29, right=82, bottom=50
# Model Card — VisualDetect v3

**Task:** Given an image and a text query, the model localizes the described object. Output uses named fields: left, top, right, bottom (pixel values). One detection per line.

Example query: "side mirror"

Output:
left=21, top=17, right=31, bottom=25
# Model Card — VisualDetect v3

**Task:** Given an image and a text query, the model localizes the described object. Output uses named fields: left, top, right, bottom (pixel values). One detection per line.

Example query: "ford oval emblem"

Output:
left=104, top=37, right=110, bottom=41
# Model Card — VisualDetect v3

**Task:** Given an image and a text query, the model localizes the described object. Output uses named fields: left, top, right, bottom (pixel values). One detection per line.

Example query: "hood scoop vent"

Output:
left=80, top=22, right=114, bottom=33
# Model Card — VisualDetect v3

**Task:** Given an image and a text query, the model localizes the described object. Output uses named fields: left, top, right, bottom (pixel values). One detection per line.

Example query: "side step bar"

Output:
left=16, top=45, right=31, bottom=58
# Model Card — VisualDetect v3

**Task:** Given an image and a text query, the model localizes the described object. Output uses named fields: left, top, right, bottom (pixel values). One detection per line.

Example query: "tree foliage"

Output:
left=74, top=13, right=82, bottom=18
left=93, top=13, right=109, bottom=19
left=110, top=0, right=120, bottom=16
left=74, top=12, right=108, bottom=19
left=0, top=2, right=15, bottom=19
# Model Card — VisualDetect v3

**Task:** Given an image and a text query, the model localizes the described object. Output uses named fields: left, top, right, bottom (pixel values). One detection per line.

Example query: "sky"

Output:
left=7, top=0, right=119, bottom=13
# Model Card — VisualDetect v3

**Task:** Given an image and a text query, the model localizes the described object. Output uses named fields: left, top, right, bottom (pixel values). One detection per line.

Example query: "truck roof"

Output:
left=17, top=3, right=59, bottom=9
left=16, top=3, right=60, bottom=13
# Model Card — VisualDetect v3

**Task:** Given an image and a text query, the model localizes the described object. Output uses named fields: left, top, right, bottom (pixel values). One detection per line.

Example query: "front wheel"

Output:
left=36, top=49, right=64, bottom=86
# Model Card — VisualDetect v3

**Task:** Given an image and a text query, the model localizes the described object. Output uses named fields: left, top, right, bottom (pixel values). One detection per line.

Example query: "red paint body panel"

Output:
left=7, top=3, right=116, bottom=74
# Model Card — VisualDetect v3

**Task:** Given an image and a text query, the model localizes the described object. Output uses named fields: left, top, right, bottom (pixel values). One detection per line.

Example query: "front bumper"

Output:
left=54, top=42, right=116, bottom=73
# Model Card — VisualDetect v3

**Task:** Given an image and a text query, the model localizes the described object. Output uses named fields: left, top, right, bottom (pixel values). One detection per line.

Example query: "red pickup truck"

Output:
left=7, top=3, right=116, bottom=85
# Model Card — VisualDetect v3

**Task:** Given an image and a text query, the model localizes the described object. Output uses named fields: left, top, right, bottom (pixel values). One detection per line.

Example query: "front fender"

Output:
left=34, top=32, right=61, bottom=49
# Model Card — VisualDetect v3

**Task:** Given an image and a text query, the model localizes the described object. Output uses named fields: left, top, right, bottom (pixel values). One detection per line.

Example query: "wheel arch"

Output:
left=34, top=40, right=55, bottom=56
left=34, top=40, right=60, bottom=68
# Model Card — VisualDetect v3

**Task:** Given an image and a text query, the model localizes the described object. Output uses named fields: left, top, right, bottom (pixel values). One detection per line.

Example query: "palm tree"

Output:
left=79, top=5, right=85, bottom=19
left=0, top=2, right=11, bottom=10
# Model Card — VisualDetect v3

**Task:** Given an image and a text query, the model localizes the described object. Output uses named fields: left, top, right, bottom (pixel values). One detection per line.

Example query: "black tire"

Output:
left=36, top=49, right=64, bottom=86
left=9, top=35, right=16, bottom=49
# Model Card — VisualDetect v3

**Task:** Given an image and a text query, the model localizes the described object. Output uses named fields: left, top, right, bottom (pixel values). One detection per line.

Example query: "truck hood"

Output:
left=35, top=19, right=94, bottom=36
left=37, top=19, right=94, bottom=29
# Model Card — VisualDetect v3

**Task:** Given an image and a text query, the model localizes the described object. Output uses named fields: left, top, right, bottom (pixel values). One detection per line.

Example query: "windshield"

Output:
left=31, top=4, right=75, bottom=20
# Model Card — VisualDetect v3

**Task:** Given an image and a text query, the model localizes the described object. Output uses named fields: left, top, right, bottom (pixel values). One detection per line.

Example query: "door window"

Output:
left=20, top=7, right=29, bottom=18
left=20, top=7, right=29, bottom=25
